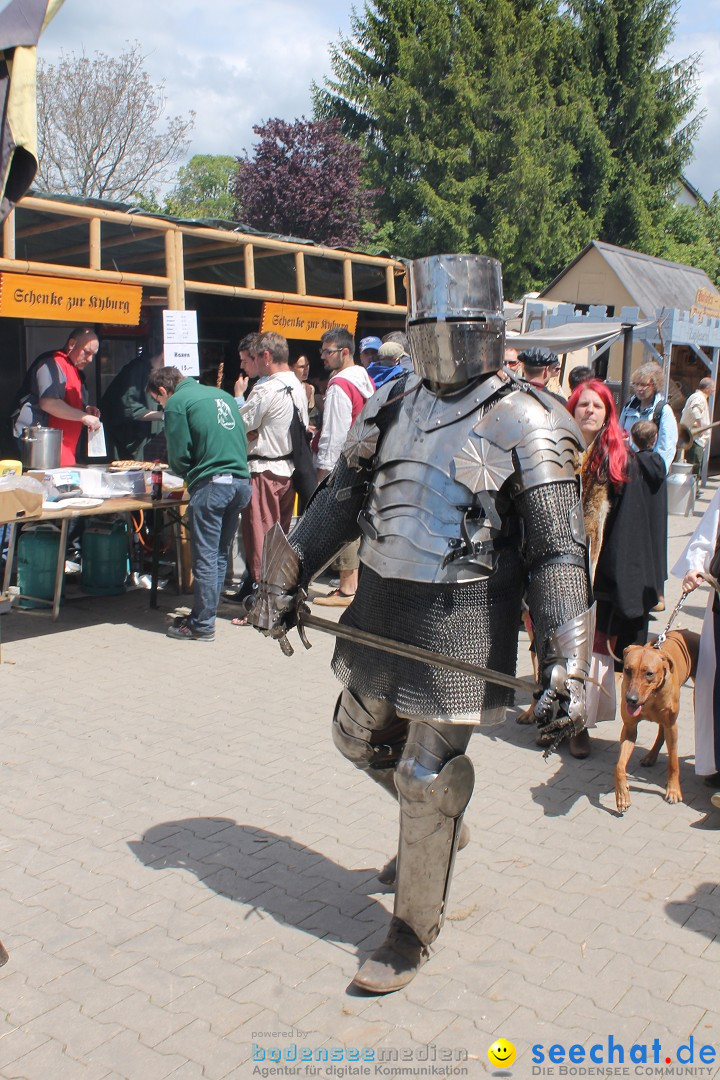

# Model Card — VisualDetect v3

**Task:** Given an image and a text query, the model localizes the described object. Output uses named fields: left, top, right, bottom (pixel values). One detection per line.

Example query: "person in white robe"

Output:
left=672, top=487, right=720, bottom=782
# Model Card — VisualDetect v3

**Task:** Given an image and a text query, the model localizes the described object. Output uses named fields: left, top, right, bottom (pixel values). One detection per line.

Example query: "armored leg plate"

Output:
left=331, top=689, right=407, bottom=799
left=393, top=720, right=475, bottom=945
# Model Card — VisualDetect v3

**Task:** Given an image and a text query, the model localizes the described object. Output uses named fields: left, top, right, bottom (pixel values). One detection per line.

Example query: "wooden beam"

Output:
left=19, top=195, right=177, bottom=231
left=0, top=257, right=169, bottom=288
left=17, top=195, right=404, bottom=271
left=184, top=276, right=406, bottom=315
left=46, top=226, right=165, bottom=263
left=14, top=216, right=80, bottom=240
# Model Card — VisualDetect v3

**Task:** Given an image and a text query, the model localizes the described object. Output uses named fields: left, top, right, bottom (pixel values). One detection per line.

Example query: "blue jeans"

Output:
left=187, top=477, right=251, bottom=634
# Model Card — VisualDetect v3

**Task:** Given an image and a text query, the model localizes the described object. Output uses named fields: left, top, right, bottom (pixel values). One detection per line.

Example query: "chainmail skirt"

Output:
left=331, top=552, right=525, bottom=722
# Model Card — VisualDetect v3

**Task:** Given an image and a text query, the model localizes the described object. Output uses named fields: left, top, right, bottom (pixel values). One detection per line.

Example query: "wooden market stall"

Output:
left=0, top=191, right=408, bottom=453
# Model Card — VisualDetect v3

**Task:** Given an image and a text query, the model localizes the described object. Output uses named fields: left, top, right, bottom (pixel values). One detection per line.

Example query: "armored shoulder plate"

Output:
left=470, top=387, right=583, bottom=493
left=342, top=375, right=413, bottom=471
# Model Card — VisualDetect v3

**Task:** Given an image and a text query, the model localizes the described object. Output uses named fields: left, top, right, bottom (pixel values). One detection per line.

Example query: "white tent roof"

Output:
left=510, top=320, right=654, bottom=353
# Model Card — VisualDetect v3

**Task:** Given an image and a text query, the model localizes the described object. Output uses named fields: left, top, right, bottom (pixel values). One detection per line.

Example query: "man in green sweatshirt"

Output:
left=147, top=366, right=251, bottom=641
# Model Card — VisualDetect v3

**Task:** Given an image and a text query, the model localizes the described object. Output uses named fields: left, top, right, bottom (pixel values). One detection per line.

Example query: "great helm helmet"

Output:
left=406, top=254, right=505, bottom=388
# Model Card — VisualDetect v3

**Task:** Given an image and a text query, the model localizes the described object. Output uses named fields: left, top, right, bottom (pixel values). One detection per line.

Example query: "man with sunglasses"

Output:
left=313, top=327, right=375, bottom=605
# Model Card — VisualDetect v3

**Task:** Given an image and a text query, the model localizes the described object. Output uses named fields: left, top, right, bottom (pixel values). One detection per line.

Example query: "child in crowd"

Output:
left=630, top=419, right=658, bottom=452
left=631, top=419, right=666, bottom=612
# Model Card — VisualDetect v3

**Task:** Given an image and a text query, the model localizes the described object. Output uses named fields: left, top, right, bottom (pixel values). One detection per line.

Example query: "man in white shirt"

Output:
left=680, top=377, right=715, bottom=487
left=239, top=331, right=309, bottom=599
left=314, top=327, right=375, bottom=606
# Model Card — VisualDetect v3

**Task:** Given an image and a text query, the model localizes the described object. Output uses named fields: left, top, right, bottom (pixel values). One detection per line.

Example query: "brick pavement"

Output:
left=0, top=483, right=719, bottom=1078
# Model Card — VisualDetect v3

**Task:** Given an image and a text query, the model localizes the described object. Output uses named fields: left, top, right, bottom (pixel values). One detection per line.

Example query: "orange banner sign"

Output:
left=0, top=273, right=142, bottom=324
left=260, top=301, right=358, bottom=340
left=691, top=286, right=720, bottom=321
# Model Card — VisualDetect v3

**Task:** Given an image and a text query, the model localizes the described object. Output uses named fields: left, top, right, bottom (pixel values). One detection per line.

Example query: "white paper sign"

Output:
left=165, top=343, right=200, bottom=378
left=163, top=310, right=198, bottom=344
left=87, top=423, right=107, bottom=459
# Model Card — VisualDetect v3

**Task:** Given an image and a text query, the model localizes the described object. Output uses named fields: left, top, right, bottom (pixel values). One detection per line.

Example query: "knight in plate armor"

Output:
left=250, top=254, right=594, bottom=993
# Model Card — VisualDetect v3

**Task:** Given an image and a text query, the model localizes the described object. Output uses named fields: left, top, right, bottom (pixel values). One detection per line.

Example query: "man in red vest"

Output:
left=314, top=327, right=375, bottom=606
left=13, top=327, right=102, bottom=465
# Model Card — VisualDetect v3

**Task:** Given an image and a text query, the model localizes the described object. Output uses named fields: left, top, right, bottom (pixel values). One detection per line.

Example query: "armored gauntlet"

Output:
left=248, top=523, right=302, bottom=651
left=533, top=606, right=595, bottom=748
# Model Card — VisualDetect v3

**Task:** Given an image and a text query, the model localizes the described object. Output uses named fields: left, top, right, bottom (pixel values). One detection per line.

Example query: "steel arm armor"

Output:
left=517, top=480, right=595, bottom=735
left=288, top=454, right=370, bottom=590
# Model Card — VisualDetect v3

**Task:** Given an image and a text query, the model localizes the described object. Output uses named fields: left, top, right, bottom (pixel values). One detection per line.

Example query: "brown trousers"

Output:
left=241, top=471, right=295, bottom=581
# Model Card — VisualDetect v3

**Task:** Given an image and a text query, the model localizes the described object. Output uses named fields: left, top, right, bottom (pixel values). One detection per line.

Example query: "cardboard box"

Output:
left=0, top=485, right=43, bottom=524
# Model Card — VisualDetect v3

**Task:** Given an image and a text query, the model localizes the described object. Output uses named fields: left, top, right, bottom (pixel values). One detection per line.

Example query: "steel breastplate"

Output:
left=357, top=378, right=515, bottom=583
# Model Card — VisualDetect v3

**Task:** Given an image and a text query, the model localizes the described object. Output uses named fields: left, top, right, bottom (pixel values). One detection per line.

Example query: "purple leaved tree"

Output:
left=233, top=117, right=376, bottom=248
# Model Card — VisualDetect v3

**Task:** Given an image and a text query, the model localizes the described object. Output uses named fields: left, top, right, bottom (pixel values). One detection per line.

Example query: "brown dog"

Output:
left=615, top=629, right=700, bottom=812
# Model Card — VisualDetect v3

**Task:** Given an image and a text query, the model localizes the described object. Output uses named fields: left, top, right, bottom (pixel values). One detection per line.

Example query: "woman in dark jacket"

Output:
left=570, top=379, right=660, bottom=653
left=565, top=380, right=661, bottom=756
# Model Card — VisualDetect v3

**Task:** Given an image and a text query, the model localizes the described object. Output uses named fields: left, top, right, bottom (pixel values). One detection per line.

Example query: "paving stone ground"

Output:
left=1, top=483, right=719, bottom=1079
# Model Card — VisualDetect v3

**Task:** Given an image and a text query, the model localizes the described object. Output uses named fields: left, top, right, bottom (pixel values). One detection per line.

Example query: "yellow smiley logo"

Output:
left=488, top=1039, right=516, bottom=1069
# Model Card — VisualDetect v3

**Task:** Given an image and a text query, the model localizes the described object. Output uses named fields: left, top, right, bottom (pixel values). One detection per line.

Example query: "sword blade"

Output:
left=298, top=610, right=539, bottom=699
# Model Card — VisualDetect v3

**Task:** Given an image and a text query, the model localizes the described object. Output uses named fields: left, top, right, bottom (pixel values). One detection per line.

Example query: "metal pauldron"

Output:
left=471, top=388, right=584, bottom=493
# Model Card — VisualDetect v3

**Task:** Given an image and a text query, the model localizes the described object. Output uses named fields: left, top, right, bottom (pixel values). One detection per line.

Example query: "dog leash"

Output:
left=654, top=592, right=688, bottom=648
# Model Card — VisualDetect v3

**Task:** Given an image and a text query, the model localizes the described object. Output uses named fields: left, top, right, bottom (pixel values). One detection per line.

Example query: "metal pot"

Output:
left=19, top=425, right=62, bottom=470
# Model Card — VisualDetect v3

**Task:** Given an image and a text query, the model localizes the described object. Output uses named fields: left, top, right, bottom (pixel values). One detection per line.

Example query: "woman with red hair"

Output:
left=564, top=379, right=662, bottom=754
left=568, top=379, right=628, bottom=572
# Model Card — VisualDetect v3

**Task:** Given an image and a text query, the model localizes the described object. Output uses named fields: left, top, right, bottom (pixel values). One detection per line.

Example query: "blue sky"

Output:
left=40, top=0, right=720, bottom=198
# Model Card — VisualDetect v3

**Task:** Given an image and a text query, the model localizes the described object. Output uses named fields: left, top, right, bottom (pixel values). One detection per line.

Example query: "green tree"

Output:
left=569, top=0, right=701, bottom=253
left=315, top=0, right=612, bottom=296
left=163, top=154, right=237, bottom=219
left=655, top=196, right=720, bottom=286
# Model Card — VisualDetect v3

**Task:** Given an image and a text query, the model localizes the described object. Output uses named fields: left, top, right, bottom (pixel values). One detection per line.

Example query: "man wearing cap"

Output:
left=519, top=347, right=565, bottom=403
left=381, top=330, right=414, bottom=373
left=358, top=335, right=382, bottom=368
left=364, top=340, right=407, bottom=388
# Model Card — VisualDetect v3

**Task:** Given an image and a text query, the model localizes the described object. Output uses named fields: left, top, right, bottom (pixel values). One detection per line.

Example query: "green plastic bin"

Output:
left=17, top=524, right=63, bottom=609
left=81, top=517, right=129, bottom=596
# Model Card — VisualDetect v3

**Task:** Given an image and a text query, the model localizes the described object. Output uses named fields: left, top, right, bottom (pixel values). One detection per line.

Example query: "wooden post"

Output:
left=244, top=244, right=255, bottom=290
left=295, top=251, right=306, bottom=296
left=89, top=217, right=101, bottom=270
left=165, top=230, right=178, bottom=308
left=174, top=230, right=186, bottom=309
left=385, top=264, right=396, bottom=307
left=3, top=208, right=15, bottom=260
left=702, top=345, right=719, bottom=488
left=343, top=258, right=353, bottom=302
left=620, top=322, right=635, bottom=412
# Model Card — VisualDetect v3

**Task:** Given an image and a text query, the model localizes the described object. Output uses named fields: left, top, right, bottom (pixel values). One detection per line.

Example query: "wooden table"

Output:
left=1, top=495, right=187, bottom=620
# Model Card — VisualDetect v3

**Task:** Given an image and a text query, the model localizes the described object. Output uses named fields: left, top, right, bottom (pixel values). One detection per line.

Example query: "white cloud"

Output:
left=40, top=0, right=354, bottom=164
